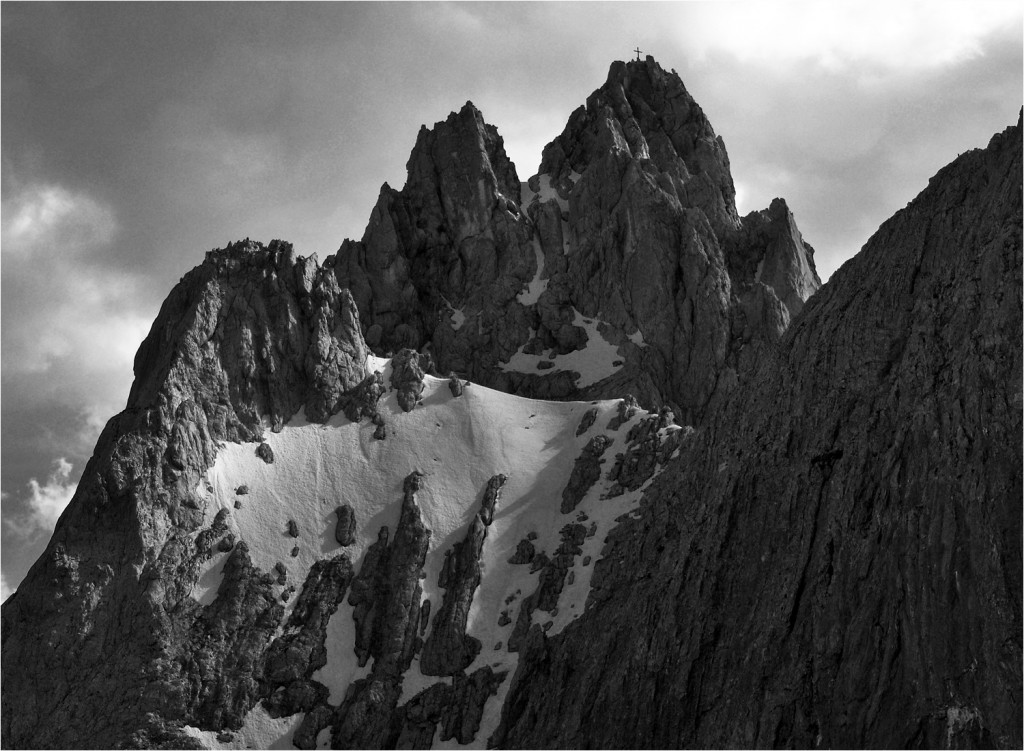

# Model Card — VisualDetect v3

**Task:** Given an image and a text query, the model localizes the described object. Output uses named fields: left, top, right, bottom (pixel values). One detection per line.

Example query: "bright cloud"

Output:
left=2, top=184, right=116, bottom=256
left=678, top=0, right=1021, bottom=71
left=4, top=458, right=78, bottom=538
left=0, top=572, right=13, bottom=603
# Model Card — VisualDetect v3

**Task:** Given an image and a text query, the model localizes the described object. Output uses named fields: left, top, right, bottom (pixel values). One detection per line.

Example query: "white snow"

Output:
left=532, top=174, right=567, bottom=211
left=450, top=308, right=466, bottom=330
left=499, top=310, right=625, bottom=388
left=628, top=327, right=646, bottom=347
left=521, top=172, right=576, bottom=213
left=516, top=238, right=548, bottom=305
left=186, top=351, right=673, bottom=749
left=181, top=705, right=303, bottom=750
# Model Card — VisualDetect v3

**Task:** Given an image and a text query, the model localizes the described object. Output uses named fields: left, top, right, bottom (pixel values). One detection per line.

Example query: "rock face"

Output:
left=334, top=57, right=821, bottom=423
left=0, top=239, right=372, bottom=748
left=492, top=115, right=1023, bottom=749
left=1, top=62, right=1019, bottom=751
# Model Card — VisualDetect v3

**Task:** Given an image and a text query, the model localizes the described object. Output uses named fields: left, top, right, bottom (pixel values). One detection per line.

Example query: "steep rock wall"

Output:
left=1, top=241, right=370, bottom=748
left=334, top=58, right=821, bottom=422
left=493, top=116, right=1022, bottom=749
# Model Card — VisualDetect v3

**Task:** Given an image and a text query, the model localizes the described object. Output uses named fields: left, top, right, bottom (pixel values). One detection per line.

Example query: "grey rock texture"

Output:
left=420, top=475, right=505, bottom=676
left=334, top=59, right=820, bottom=422
left=335, top=504, right=357, bottom=546
left=492, top=115, right=1022, bottom=749
left=331, top=472, right=432, bottom=747
left=390, top=348, right=429, bottom=412
left=333, top=101, right=536, bottom=377
left=0, top=239, right=373, bottom=748
left=0, top=63, right=1018, bottom=751
left=560, top=434, right=611, bottom=513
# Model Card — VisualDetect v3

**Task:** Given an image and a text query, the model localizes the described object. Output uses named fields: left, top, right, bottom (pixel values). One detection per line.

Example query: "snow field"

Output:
left=500, top=309, right=625, bottom=388
left=185, top=351, right=669, bottom=749
left=181, top=705, right=303, bottom=750
left=516, top=237, right=548, bottom=305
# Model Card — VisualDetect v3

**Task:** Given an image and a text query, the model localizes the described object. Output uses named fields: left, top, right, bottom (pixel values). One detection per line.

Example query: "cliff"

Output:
left=1, top=65, right=1018, bottom=751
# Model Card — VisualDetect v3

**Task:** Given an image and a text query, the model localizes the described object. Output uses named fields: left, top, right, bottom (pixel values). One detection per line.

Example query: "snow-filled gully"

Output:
left=182, top=354, right=682, bottom=750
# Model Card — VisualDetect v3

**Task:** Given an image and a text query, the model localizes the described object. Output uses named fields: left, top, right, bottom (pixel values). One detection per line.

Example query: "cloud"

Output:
left=677, top=0, right=1022, bottom=73
left=1, top=179, right=150, bottom=380
left=0, top=572, right=13, bottom=603
left=4, top=458, right=78, bottom=539
left=2, top=183, right=116, bottom=257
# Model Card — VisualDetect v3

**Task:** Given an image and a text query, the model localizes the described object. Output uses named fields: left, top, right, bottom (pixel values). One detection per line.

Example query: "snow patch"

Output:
left=450, top=308, right=466, bottom=330
left=181, top=705, right=302, bottom=750
left=522, top=173, right=568, bottom=212
left=499, top=310, right=624, bottom=388
left=628, top=327, right=646, bottom=347
left=188, top=349, right=669, bottom=749
left=516, top=238, right=548, bottom=305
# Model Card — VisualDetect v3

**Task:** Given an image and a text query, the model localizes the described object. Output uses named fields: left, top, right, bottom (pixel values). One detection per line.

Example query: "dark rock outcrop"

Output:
left=575, top=406, right=598, bottom=436
left=508, top=523, right=588, bottom=652
left=335, top=504, right=357, bottom=546
left=492, top=115, right=1023, bottom=750
left=0, top=240, right=373, bottom=748
left=420, top=475, right=505, bottom=676
left=263, top=555, right=353, bottom=691
left=390, top=349, right=428, bottom=412
left=331, top=472, right=432, bottom=747
left=1, top=62, right=1018, bottom=751
left=334, top=60, right=820, bottom=422
left=560, top=434, right=611, bottom=513
left=393, top=667, right=507, bottom=747
left=256, top=442, right=275, bottom=464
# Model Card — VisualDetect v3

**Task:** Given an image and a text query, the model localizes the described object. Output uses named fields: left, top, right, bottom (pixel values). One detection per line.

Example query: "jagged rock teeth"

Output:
left=576, top=406, right=599, bottom=436
left=334, top=504, right=357, bottom=546
left=561, top=435, right=611, bottom=513
left=448, top=371, right=465, bottom=397
left=2, top=66, right=1019, bottom=751
left=479, top=473, right=507, bottom=526
left=255, top=442, right=274, bottom=464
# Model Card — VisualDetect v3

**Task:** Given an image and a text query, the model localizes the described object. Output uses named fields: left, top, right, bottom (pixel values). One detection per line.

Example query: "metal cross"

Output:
left=634, top=47, right=643, bottom=61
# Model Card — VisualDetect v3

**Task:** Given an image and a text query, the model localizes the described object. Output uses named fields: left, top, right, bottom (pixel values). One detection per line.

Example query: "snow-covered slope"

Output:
left=182, top=353, right=682, bottom=749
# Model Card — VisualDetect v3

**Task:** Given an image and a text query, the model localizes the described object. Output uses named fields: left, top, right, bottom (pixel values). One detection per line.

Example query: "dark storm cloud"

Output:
left=2, top=1, right=1020, bottom=598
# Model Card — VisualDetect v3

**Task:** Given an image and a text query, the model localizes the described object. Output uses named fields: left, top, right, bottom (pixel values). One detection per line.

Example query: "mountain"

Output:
left=2, top=60, right=1019, bottom=751
left=334, top=57, right=820, bottom=424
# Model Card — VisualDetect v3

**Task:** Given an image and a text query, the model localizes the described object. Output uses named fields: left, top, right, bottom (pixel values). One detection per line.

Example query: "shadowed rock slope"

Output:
left=0, top=66, right=1019, bottom=751
left=493, top=115, right=1023, bottom=749
left=1, top=242, right=371, bottom=748
left=334, top=57, right=820, bottom=423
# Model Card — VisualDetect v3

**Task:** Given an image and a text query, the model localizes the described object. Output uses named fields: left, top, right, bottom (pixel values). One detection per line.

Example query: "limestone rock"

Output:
left=491, top=114, right=1023, bottom=750
left=448, top=372, right=464, bottom=397
left=1, top=239, right=373, bottom=748
left=335, top=504, right=357, bottom=546
left=264, top=555, right=353, bottom=690
left=478, top=474, right=506, bottom=526
left=420, top=476, right=505, bottom=676
left=560, top=435, right=611, bottom=513
left=575, top=406, right=598, bottom=436
left=508, top=538, right=536, bottom=565
left=390, top=348, right=428, bottom=412
left=256, top=442, right=274, bottom=464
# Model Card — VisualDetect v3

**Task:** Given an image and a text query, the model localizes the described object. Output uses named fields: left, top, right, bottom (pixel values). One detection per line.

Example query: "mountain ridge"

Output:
left=1, top=64, right=1019, bottom=751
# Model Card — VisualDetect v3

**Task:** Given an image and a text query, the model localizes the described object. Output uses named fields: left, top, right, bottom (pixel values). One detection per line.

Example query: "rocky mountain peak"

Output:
left=539, top=56, right=740, bottom=233
left=329, top=60, right=823, bottom=424
left=402, top=100, right=522, bottom=220
left=2, top=61, right=1020, bottom=751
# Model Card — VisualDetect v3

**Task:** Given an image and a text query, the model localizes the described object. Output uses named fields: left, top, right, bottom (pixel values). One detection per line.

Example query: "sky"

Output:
left=2, top=1, right=1021, bottom=601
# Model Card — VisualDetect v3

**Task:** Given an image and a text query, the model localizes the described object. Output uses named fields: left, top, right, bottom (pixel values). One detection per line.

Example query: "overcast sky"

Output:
left=2, top=1, right=1020, bottom=600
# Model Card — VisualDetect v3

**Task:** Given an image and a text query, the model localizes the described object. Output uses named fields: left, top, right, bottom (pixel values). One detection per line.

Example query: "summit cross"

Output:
left=634, top=46, right=642, bottom=60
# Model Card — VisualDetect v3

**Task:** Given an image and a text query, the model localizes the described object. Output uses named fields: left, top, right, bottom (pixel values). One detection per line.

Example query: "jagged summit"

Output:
left=4, top=62, right=1018, bottom=751
left=333, top=59, right=819, bottom=423
left=539, top=56, right=739, bottom=234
